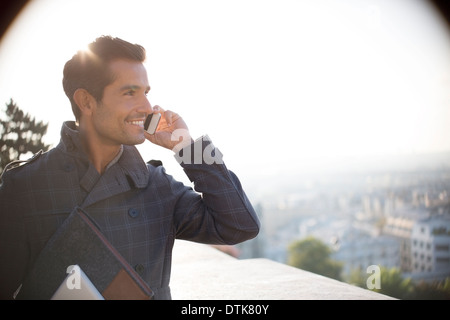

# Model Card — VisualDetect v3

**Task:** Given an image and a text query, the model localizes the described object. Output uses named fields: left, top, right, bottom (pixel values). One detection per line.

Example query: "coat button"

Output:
left=128, top=208, right=139, bottom=218
left=63, top=162, right=74, bottom=172
left=135, top=264, right=145, bottom=275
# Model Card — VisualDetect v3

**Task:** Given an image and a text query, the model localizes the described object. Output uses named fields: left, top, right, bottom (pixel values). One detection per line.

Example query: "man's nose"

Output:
left=138, top=96, right=153, bottom=114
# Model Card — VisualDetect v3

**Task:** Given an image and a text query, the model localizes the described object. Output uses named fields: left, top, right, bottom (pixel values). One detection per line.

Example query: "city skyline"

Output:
left=237, top=154, right=450, bottom=287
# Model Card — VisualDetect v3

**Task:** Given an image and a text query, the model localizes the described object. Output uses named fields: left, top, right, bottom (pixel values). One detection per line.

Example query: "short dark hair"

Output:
left=62, top=35, right=146, bottom=121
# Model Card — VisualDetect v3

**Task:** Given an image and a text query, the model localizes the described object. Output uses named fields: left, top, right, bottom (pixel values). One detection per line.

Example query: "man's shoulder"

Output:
left=146, top=159, right=168, bottom=178
left=2, top=150, right=44, bottom=174
left=147, top=159, right=163, bottom=168
left=0, top=148, right=57, bottom=183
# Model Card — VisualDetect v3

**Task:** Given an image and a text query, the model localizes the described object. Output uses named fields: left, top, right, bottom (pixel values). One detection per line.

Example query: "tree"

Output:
left=367, top=266, right=414, bottom=299
left=287, top=236, right=343, bottom=281
left=0, top=99, right=51, bottom=173
left=347, top=266, right=422, bottom=300
left=407, top=277, right=450, bottom=300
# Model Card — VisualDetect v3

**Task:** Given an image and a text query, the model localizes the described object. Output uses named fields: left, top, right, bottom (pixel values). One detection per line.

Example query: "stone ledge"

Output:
left=170, top=240, right=395, bottom=300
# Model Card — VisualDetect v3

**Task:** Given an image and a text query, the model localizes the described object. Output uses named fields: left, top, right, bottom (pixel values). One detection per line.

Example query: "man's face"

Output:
left=90, top=59, right=152, bottom=146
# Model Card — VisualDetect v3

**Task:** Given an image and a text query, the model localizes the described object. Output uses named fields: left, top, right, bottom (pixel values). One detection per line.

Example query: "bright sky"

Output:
left=0, top=0, right=449, bottom=185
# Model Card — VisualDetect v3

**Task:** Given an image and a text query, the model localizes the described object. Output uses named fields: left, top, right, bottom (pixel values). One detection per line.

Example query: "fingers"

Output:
left=152, top=105, right=163, bottom=113
left=153, top=105, right=180, bottom=127
left=145, top=105, right=192, bottom=151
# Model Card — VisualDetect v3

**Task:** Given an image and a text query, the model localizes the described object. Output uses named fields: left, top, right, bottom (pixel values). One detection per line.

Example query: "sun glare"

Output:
left=0, top=0, right=449, bottom=178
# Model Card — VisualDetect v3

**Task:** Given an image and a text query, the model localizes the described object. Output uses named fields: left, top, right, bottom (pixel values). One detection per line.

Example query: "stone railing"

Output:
left=170, top=240, right=395, bottom=300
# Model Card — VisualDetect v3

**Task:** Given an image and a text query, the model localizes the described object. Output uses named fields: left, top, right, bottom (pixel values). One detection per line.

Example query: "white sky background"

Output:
left=0, top=0, right=449, bottom=187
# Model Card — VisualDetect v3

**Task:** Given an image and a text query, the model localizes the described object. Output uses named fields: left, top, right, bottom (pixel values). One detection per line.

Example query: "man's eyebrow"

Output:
left=120, top=85, right=151, bottom=92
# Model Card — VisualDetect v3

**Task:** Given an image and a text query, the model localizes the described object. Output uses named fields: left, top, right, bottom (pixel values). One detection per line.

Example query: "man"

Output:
left=0, top=36, right=260, bottom=299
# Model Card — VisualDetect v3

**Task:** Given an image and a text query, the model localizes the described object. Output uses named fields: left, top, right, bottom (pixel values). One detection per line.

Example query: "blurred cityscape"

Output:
left=237, top=151, right=450, bottom=284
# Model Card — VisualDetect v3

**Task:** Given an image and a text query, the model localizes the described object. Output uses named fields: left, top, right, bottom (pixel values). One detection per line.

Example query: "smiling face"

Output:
left=89, top=59, right=153, bottom=147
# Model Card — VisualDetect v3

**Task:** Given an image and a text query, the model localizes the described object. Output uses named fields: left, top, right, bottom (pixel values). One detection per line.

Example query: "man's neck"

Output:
left=79, top=132, right=123, bottom=174
left=89, top=144, right=122, bottom=174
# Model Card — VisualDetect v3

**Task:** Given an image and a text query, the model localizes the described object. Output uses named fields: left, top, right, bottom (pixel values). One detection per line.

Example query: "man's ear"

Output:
left=73, top=88, right=96, bottom=115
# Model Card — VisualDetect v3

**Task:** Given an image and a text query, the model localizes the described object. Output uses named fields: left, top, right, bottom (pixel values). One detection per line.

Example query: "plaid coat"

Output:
left=0, top=121, right=260, bottom=299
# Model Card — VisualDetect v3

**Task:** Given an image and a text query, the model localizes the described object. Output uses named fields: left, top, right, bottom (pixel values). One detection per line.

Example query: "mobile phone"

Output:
left=144, top=113, right=161, bottom=135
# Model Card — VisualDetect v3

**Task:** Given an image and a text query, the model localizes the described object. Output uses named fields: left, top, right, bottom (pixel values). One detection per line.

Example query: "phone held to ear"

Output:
left=144, top=113, right=161, bottom=135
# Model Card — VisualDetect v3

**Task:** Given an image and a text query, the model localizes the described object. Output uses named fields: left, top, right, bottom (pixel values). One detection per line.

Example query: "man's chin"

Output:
left=123, top=135, right=146, bottom=146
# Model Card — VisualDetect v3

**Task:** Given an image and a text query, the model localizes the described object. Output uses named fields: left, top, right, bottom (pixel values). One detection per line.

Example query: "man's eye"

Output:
left=125, top=90, right=135, bottom=96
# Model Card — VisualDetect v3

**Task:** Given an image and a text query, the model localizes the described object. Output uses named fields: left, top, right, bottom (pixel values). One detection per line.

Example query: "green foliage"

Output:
left=406, top=278, right=450, bottom=300
left=372, top=266, right=414, bottom=299
left=289, top=236, right=450, bottom=299
left=0, top=99, right=51, bottom=173
left=346, top=266, right=367, bottom=287
left=348, top=265, right=450, bottom=300
left=287, top=236, right=343, bottom=281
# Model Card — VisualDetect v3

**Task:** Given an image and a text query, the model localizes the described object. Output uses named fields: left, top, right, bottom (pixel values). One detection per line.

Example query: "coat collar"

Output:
left=58, top=121, right=150, bottom=207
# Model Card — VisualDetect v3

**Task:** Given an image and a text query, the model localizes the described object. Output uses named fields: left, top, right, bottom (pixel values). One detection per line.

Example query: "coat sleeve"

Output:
left=170, top=135, right=260, bottom=244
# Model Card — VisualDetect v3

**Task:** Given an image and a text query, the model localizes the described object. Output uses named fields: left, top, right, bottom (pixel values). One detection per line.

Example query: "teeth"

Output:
left=128, top=120, right=144, bottom=126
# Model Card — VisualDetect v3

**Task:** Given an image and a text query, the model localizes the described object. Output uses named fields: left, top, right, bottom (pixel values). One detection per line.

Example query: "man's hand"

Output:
left=144, top=105, right=193, bottom=152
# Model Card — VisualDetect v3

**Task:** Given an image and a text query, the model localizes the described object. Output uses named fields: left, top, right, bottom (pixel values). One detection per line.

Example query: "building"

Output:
left=408, top=215, right=450, bottom=282
left=384, top=213, right=450, bottom=283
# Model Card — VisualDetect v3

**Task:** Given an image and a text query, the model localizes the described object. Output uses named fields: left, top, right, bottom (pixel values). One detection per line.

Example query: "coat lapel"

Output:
left=80, top=146, right=149, bottom=208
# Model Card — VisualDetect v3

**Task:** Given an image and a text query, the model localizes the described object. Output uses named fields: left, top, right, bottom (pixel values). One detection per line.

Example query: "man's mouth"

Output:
left=126, top=119, right=145, bottom=128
